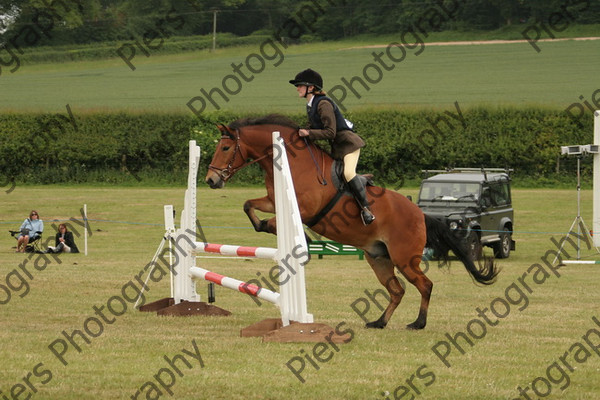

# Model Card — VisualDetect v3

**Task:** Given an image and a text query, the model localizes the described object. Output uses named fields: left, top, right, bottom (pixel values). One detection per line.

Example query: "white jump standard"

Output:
left=139, top=136, right=345, bottom=342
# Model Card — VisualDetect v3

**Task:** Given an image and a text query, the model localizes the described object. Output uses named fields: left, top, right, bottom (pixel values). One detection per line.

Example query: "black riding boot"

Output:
left=347, top=176, right=375, bottom=225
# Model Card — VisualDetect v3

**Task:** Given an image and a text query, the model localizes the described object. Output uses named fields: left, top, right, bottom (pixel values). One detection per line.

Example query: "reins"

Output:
left=303, top=137, right=328, bottom=186
left=208, top=131, right=271, bottom=182
left=210, top=124, right=346, bottom=229
left=210, top=128, right=328, bottom=186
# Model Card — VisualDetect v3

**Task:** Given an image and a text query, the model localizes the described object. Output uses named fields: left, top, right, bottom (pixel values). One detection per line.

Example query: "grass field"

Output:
left=2, top=37, right=599, bottom=113
left=1, top=185, right=600, bottom=399
left=2, top=29, right=600, bottom=399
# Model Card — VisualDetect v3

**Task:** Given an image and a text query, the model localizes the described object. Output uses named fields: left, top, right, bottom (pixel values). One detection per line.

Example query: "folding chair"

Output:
left=9, top=229, right=44, bottom=253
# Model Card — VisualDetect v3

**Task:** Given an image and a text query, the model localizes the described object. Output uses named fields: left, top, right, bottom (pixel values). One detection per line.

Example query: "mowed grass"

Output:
left=1, top=184, right=600, bottom=399
left=1, top=38, right=599, bottom=113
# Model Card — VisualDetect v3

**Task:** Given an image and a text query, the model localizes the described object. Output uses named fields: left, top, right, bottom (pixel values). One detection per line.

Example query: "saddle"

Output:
left=331, top=160, right=374, bottom=191
left=305, top=160, right=374, bottom=228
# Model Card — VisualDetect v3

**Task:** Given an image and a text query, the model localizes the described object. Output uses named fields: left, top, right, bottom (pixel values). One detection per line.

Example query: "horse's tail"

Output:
left=424, top=214, right=499, bottom=285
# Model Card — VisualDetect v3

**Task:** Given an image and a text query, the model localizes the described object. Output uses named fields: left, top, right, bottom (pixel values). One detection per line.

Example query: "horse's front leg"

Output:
left=243, top=196, right=277, bottom=235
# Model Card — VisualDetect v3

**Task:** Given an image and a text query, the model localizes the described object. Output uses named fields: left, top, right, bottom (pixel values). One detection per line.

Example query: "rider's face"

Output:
left=296, top=85, right=307, bottom=97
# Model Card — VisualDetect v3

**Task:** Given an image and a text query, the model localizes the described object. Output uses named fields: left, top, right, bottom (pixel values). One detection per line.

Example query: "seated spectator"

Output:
left=47, top=224, right=79, bottom=254
left=16, top=210, right=43, bottom=253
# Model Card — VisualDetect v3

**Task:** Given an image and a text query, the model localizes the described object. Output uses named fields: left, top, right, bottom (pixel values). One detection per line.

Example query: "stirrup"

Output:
left=361, top=208, right=375, bottom=225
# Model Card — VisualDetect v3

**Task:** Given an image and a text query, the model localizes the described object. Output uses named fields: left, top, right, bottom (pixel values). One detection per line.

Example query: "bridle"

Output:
left=208, top=126, right=326, bottom=185
left=208, top=129, right=271, bottom=182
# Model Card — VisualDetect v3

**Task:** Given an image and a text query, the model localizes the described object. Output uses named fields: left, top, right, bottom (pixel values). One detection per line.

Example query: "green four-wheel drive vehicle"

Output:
left=417, top=168, right=515, bottom=261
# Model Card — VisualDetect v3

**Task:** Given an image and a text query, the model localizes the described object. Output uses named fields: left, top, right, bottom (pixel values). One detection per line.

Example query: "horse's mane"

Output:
left=228, top=114, right=300, bottom=130
left=228, top=113, right=332, bottom=158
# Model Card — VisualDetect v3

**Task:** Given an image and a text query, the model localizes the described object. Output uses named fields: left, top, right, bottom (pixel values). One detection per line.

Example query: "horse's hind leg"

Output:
left=364, top=254, right=405, bottom=329
left=395, top=255, right=433, bottom=330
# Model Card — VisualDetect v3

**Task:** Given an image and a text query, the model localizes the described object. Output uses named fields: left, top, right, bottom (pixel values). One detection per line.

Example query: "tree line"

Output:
left=1, top=0, right=599, bottom=47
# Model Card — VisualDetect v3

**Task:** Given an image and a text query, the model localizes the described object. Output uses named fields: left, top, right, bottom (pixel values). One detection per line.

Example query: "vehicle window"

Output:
left=419, top=182, right=480, bottom=201
left=481, top=187, right=492, bottom=207
left=489, top=183, right=510, bottom=206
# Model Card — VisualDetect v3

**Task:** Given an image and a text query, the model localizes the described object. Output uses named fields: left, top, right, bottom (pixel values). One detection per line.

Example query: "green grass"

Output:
left=15, top=23, right=600, bottom=65
left=1, top=185, right=600, bottom=399
left=1, top=37, right=599, bottom=113
left=2, top=30, right=600, bottom=398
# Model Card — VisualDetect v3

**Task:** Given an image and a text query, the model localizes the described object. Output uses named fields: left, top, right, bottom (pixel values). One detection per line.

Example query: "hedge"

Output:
left=0, top=107, right=594, bottom=186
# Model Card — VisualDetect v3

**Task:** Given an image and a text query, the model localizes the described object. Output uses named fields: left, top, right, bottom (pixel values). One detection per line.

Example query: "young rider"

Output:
left=289, top=68, right=375, bottom=225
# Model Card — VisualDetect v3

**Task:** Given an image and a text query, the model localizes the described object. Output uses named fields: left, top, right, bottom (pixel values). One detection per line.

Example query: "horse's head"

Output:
left=205, top=115, right=303, bottom=188
left=205, top=124, right=247, bottom=189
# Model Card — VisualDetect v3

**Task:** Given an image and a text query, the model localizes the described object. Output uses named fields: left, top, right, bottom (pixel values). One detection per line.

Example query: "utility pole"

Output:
left=211, top=8, right=219, bottom=52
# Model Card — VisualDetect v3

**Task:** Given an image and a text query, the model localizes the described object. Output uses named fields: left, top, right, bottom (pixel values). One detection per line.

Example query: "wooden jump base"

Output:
left=187, top=266, right=348, bottom=343
left=138, top=135, right=345, bottom=343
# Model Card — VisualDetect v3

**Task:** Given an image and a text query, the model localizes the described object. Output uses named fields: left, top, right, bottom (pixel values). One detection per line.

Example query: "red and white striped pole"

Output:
left=193, top=242, right=278, bottom=260
left=190, top=266, right=280, bottom=305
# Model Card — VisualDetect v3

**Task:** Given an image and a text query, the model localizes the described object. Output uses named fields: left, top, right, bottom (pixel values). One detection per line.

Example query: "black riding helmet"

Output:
left=289, top=68, right=323, bottom=90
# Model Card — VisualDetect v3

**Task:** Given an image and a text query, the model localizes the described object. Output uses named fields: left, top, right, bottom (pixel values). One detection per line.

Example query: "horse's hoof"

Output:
left=257, top=219, right=269, bottom=232
left=366, top=320, right=387, bottom=329
left=406, top=321, right=426, bottom=330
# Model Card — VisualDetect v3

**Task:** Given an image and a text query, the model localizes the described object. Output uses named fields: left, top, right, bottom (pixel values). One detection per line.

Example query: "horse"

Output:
left=204, top=114, right=498, bottom=330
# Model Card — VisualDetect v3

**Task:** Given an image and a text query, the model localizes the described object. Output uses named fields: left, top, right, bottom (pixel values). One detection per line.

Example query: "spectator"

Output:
left=47, top=223, right=79, bottom=253
left=16, top=210, right=43, bottom=253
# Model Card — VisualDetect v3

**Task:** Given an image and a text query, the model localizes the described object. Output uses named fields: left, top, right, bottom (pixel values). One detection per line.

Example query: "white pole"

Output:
left=164, top=205, right=175, bottom=299
left=169, top=237, right=174, bottom=299
left=84, top=204, right=88, bottom=256
left=272, top=132, right=313, bottom=325
left=594, top=111, right=600, bottom=247
left=212, top=9, right=218, bottom=52
left=562, top=260, right=600, bottom=265
left=190, top=266, right=280, bottom=305
left=192, top=242, right=278, bottom=260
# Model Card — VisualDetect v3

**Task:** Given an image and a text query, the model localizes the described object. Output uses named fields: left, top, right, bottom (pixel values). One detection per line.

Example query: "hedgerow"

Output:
left=0, top=107, right=592, bottom=186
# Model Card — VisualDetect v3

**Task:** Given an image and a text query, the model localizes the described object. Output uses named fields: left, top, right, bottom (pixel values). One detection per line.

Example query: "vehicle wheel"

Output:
left=466, top=231, right=482, bottom=261
left=494, top=227, right=511, bottom=259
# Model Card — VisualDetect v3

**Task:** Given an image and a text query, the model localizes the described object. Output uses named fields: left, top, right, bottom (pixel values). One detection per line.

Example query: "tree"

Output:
left=495, top=0, right=525, bottom=25
left=2, top=0, right=599, bottom=47
left=457, top=0, right=503, bottom=30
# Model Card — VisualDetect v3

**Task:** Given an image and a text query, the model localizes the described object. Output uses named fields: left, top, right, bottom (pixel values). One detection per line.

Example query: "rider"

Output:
left=289, top=68, right=375, bottom=225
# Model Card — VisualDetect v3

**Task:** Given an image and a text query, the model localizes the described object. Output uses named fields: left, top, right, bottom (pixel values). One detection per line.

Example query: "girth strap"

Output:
left=305, top=189, right=345, bottom=228
left=304, top=160, right=373, bottom=228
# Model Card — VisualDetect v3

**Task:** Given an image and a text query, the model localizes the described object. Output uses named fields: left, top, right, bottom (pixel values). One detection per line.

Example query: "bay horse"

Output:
left=205, top=114, right=498, bottom=330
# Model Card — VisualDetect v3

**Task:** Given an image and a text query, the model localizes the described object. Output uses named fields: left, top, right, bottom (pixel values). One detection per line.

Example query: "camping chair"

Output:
left=9, top=229, right=44, bottom=253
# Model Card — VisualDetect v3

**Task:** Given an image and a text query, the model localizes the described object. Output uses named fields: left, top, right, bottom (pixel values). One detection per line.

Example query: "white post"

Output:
left=211, top=9, right=218, bottom=52
left=594, top=111, right=600, bottom=247
left=272, top=132, right=313, bottom=325
left=164, top=205, right=175, bottom=299
left=174, top=141, right=201, bottom=304
left=84, top=204, right=88, bottom=256
left=176, top=137, right=313, bottom=326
